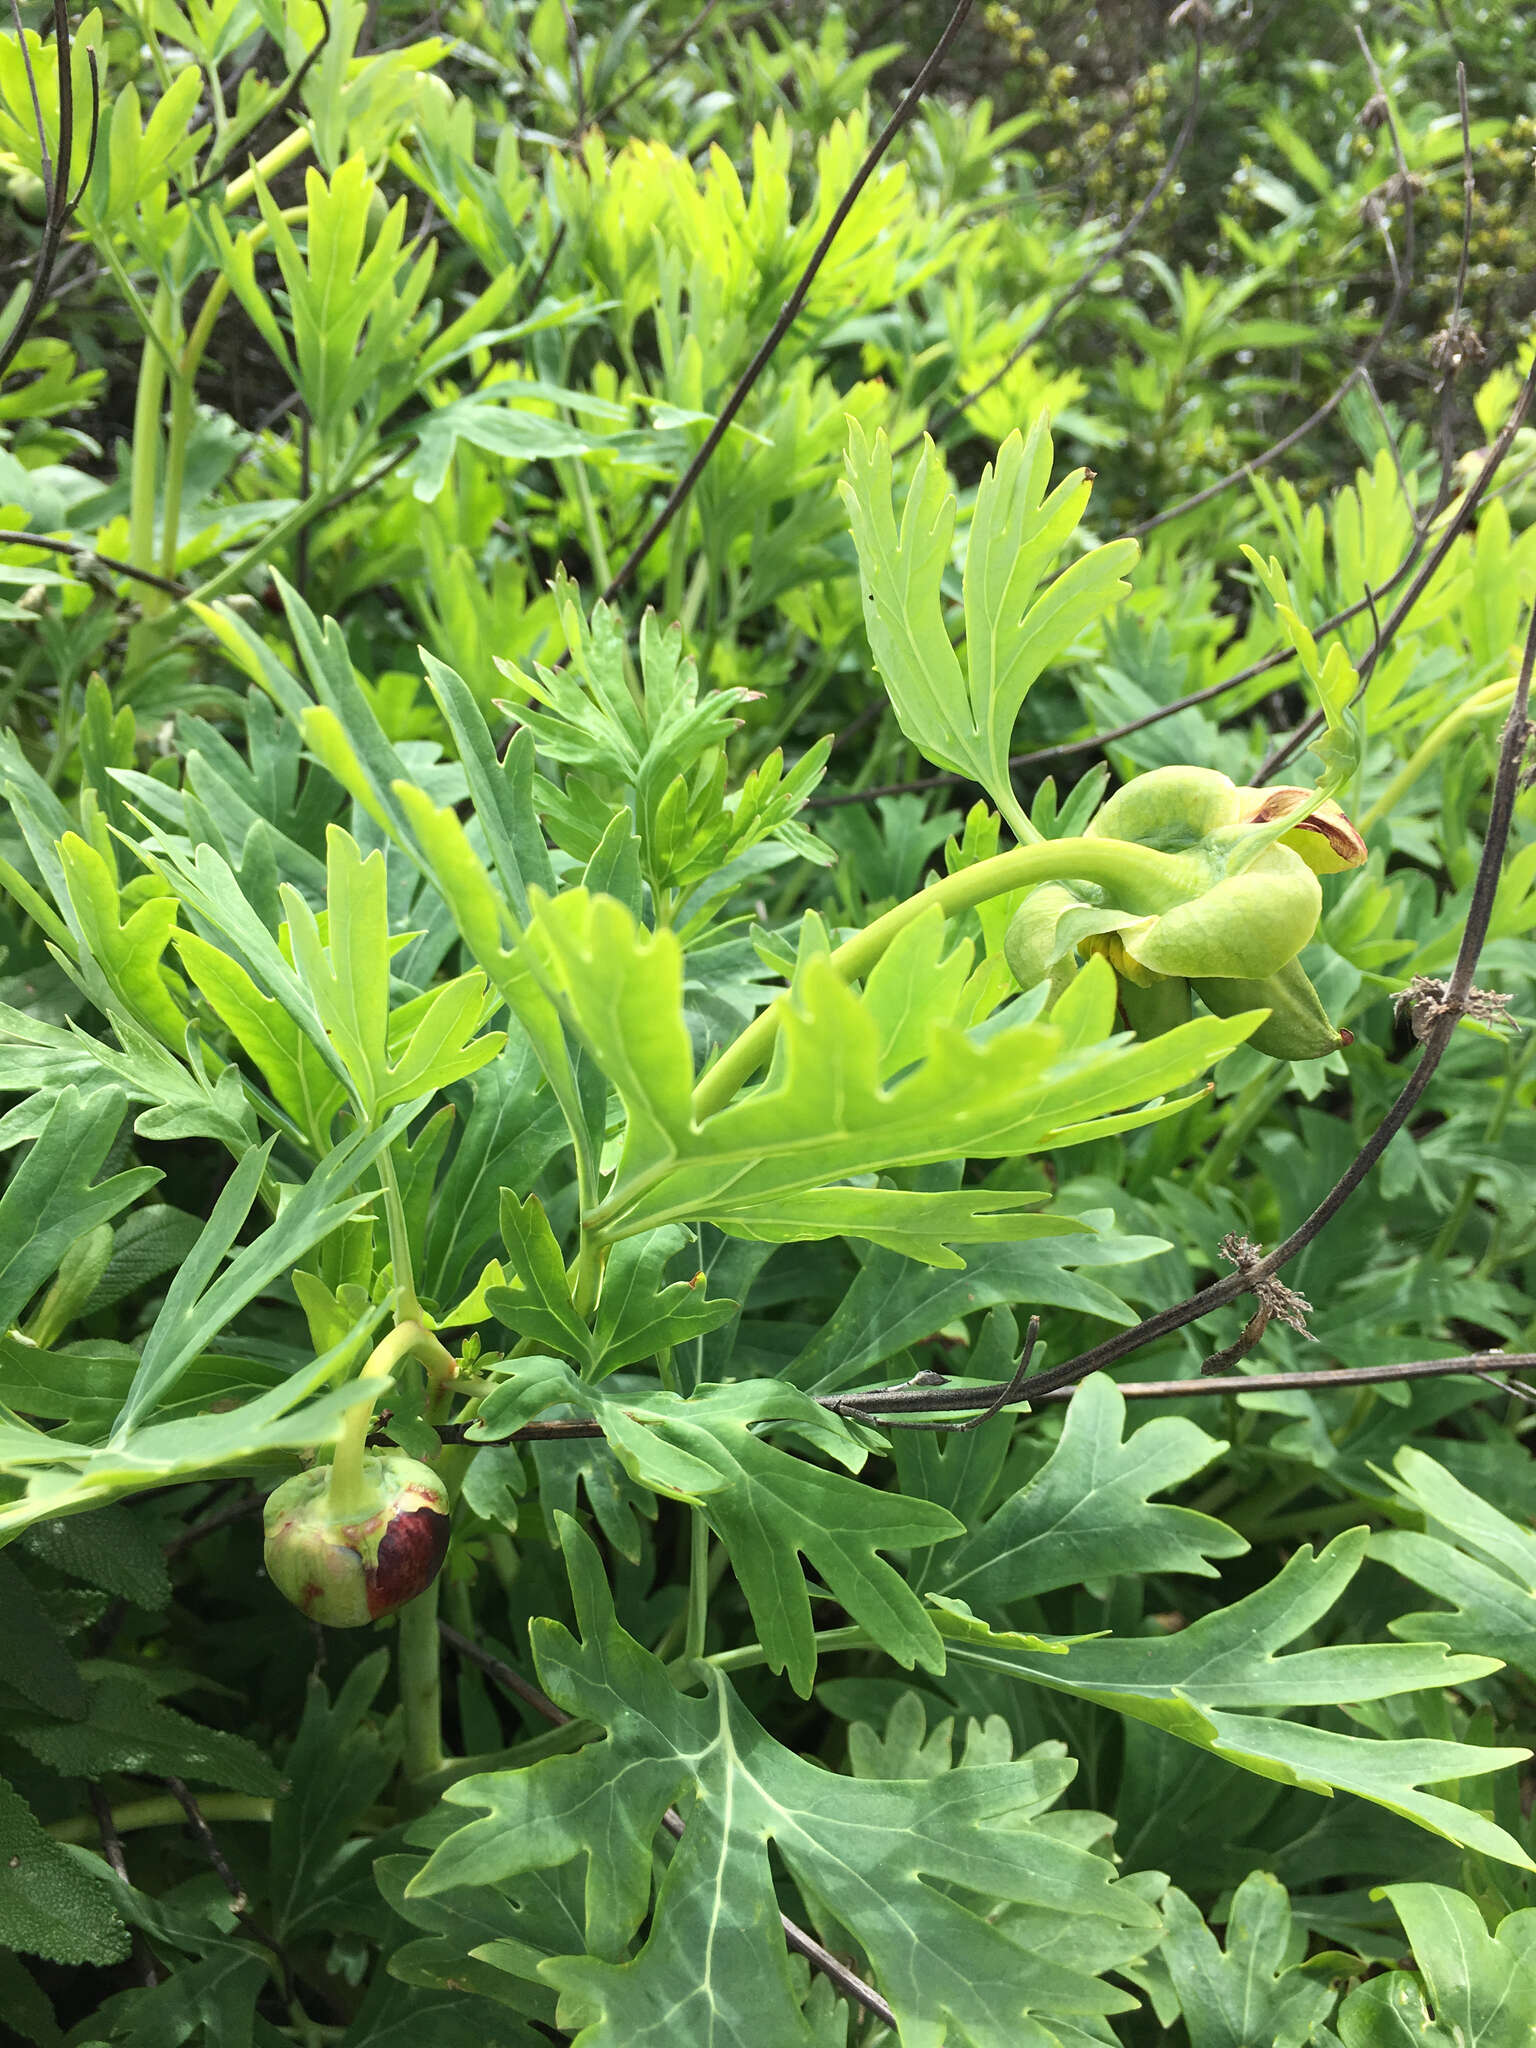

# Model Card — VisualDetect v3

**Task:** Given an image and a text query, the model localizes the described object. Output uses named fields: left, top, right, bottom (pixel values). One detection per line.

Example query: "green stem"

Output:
left=127, top=286, right=171, bottom=608
left=1359, top=677, right=1517, bottom=834
left=179, top=439, right=370, bottom=609
left=705, top=1624, right=868, bottom=1676
left=223, top=123, right=314, bottom=209
left=683, top=1509, right=710, bottom=1662
left=0, top=855, right=75, bottom=953
left=376, top=1148, right=423, bottom=1325
left=1237, top=1498, right=1376, bottom=1544
left=326, top=1320, right=453, bottom=1520
left=48, top=1794, right=274, bottom=1844
left=690, top=835, right=1194, bottom=1121
left=398, top=1576, right=445, bottom=1781
left=1193, top=1066, right=1288, bottom=1196
left=564, top=453, right=612, bottom=589
left=570, top=1233, right=605, bottom=1320
left=160, top=355, right=193, bottom=587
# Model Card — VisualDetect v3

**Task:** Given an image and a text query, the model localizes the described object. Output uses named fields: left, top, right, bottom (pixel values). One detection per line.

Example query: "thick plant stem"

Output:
left=127, top=286, right=172, bottom=612
left=398, top=1576, right=445, bottom=1781
left=683, top=1510, right=710, bottom=1662
left=326, top=1321, right=454, bottom=1520
left=49, top=1795, right=275, bottom=1844
left=377, top=1148, right=423, bottom=1325
left=691, top=835, right=1193, bottom=1118
left=1359, top=676, right=1517, bottom=833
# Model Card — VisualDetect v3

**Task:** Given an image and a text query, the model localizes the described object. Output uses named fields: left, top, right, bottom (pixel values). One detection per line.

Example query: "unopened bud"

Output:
left=263, top=1453, right=449, bottom=1628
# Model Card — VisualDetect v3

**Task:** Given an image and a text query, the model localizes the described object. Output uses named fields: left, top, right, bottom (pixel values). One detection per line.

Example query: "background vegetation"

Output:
left=1, top=0, right=1536, bottom=2041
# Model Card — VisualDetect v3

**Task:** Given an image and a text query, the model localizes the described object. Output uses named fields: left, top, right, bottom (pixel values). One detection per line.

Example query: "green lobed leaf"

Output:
left=0, top=1087, right=160, bottom=1332
left=1155, top=1872, right=1336, bottom=2048
left=840, top=420, right=1136, bottom=835
left=937, top=1374, right=1246, bottom=1605
left=1337, top=1885, right=1536, bottom=2048
left=523, top=889, right=1254, bottom=1243
left=472, top=1367, right=957, bottom=1694
left=410, top=1518, right=1162, bottom=2048
left=1371, top=1447, right=1536, bottom=1680
left=933, top=1530, right=1530, bottom=1865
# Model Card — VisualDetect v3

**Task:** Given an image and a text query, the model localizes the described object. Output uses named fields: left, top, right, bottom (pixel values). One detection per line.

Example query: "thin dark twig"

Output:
left=0, top=0, right=84, bottom=385
left=1002, top=593, right=1536, bottom=1406
left=163, top=1488, right=261, bottom=1557
left=590, top=0, right=724, bottom=126
left=862, top=1317, right=1042, bottom=1430
left=520, top=220, right=567, bottom=317
left=827, top=1351, right=1536, bottom=1419
left=1449, top=63, right=1474, bottom=335
left=1259, top=354, right=1536, bottom=780
left=66, top=44, right=98, bottom=212
left=1125, top=40, right=1415, bottom=547
left=10, top=0, right=52, bottom=201
left=1125, top=224, right=1405, bottom=543
left=441, top=1615, right=898, bottom=2027
left=807, top=551, right=1422, bottom=810
left=90, top=1786, right=159, bottom=1987
left=466, top=1348, right=1536, bottom=1443
left=163, top=1777, right=248, bottom=1911
left=440, top=1619, right=569, bottom=1723
left=911, top=14, right=1204, bottom=454
left=591, top=0, right=976, bottom=615
left=559, top=0, right=587, bottom=134
left=0, top=528, right=188, bottom=597
left=187, top=0, right=331, bottom=198
left=163, top=1777, right=301, bottom=2003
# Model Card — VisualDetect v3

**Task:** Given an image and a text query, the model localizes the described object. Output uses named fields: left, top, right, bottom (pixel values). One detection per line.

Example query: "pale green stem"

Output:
left=569, top=1233, right=605, bottom=1321
left=1193, top=1066, right=1288, bottom=1197
left=1359, top=677, right=1517, bottom=834
left=326, top=1320, right=453, bottom=1520
left=89, top=236, right=179, bottom=373
left=683, top=1510, right=710, bottom=1663
left=223, top=124, right=314, bottom=210
left=691, top=835, right=1194, bottom=1120
left=160, top=355, right=193, bottom=586
left=0, top=855, right=75, bottom=952
left=563, top=453, right=611, bottom=589
left=398, top=1577, right=445, bottom=1781
left=678, top=548, right=711, bottom=638
left=180, top=438, right=370, bottom=608
left=127, top=286, right=172, bottom=610
left=48, top=1794, right=274, bottom=1843
left=376, top=1148, right=423, bottom=1325
left=706, top=1624, right=868, bottom=1675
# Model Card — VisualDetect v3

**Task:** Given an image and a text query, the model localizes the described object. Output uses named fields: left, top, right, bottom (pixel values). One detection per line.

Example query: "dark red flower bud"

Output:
left=263, top=1454, right=449, bottom=1628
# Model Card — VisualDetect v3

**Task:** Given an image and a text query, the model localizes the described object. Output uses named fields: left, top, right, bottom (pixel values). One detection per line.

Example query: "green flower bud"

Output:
left=1190, top=954, right=1352, bottom=1062
left=1001, top=766, right=1366, bottom=1061
left=263, top=1453, right=449, bottom=1628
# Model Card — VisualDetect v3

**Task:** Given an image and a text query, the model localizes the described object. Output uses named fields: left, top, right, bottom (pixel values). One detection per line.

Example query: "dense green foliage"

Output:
left=1, top=0, right=1536, bottom=2041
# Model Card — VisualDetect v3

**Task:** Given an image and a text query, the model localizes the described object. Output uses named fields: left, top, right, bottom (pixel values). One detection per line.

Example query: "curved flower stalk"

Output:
left=263, top=1320, right=456, bottom=1628
left=1003, top=767, right=1367, bottom=1060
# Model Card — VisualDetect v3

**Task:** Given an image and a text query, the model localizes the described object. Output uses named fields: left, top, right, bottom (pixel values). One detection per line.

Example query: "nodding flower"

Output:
left=1004, top=767, right=1367, bottom=1061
